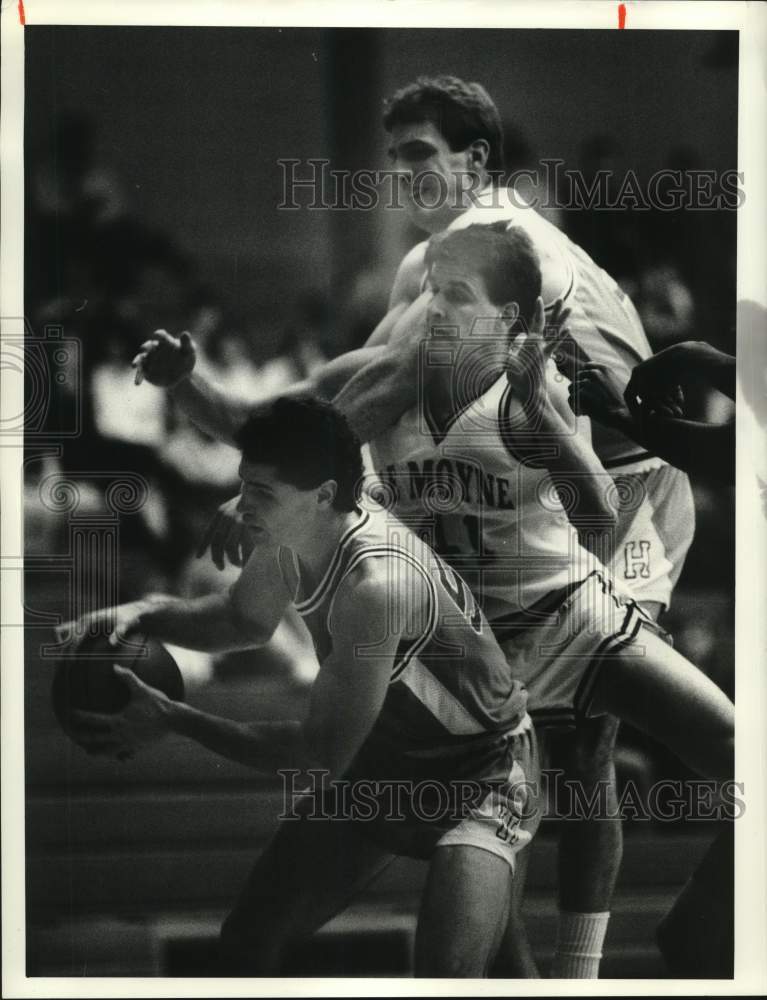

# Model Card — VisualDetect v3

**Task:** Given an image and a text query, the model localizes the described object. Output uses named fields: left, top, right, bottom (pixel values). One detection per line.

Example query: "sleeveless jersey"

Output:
left=282, top=503, right=528, bottom=756
left=368, top=374, right=599, bottom=631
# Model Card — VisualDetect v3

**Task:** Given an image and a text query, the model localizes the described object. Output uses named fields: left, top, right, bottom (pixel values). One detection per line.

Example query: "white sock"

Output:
left=551, top=910, right=610, bottom=978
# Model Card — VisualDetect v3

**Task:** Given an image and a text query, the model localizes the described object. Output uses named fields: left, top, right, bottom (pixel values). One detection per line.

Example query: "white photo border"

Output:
left=2, top=1, right=765, bottom=996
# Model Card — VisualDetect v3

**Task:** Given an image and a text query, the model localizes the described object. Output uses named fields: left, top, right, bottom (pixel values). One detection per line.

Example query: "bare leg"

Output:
left=552, top=716, right=623, bottom=912
left=219, top=814, right=395, bottom=975
left=489, top=842, right=540, bottom=977
left=589, top=626, right=734, bottom=780
left=415, top=845, right=513, bottom=977
left=548, top=599, right=662, bottom=977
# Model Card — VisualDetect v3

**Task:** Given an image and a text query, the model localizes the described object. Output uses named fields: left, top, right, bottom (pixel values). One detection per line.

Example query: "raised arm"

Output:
left=331, top=292, right=430, bottom=442
left=134, top=329, right=389, bottom=447
left=135, top=243, right=429, bottom=445
left=502, top=305, right=617, bottom=536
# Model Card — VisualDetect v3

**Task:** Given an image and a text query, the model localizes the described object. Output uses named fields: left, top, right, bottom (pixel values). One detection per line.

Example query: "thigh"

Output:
left=222, top=812, right=395, bottom=959
left=415, top=844, right=513, bottom=978
left=587, top=625, right=734, bottom=780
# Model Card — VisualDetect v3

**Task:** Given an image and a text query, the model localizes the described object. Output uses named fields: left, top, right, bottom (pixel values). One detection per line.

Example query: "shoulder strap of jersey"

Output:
left=294, top=510, right=371, bottom=616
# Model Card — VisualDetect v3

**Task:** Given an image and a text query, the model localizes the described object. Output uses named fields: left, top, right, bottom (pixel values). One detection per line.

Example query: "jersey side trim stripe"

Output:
left=573, top=603, right=644, bottom=715
left=602, top=451, right=655, bottom=469
left=396, top=656, right=487, bottom=736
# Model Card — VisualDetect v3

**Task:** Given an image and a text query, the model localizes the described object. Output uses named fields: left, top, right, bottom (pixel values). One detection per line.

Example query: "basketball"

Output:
left=52, top=631, right=184, bottom=736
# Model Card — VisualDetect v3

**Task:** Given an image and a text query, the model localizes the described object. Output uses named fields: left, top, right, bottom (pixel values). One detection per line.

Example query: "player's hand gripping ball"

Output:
left=52, top=632, right=184, bottom=758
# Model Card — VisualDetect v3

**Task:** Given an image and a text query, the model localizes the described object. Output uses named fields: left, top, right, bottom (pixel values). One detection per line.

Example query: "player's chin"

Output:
left=404, top=202, right=452, bottom=235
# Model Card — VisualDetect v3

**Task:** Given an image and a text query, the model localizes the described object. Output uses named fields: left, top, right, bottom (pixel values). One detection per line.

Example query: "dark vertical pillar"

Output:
left=323, top=29, right=382, bottom=317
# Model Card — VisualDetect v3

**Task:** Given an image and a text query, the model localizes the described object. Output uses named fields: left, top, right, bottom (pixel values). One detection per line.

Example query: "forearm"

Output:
left=332, top=347, right=418, bottom=442
left=309, top=346, right=385, bottom=401
left=135, top=592, right=271, bottom=652
left=170, top=372, right=254, bottom=446
left=166, top=702, right=321, bottom=774
left=632, top=415, right=734, bottom=482
left=534, top=400, right=616, bottom=528
left=170, top=348, right=385, bottom=446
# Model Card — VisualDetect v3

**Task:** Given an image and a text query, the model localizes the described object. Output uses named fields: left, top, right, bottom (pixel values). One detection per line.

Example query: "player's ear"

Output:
left=316, top=480, right=338, bottom=510
left=500, top=301, right=520, bottom=330
left=468, top=139, right=489, bottom=170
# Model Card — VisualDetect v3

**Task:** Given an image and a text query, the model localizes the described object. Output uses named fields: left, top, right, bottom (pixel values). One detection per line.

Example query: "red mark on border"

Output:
left=618, top=3, right=626, bottom=29
left=18, top=0, right=26, bottom=25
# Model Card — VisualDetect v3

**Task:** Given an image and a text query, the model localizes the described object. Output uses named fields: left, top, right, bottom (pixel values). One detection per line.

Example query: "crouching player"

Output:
left=67, top=395, right=541, bottom=978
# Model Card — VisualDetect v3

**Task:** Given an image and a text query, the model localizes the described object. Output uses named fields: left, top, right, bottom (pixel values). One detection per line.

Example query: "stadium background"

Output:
left=23, top=26, right=737, bottom=977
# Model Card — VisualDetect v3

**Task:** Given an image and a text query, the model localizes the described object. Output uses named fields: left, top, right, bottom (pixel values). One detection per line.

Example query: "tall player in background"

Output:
left=134, top=76, right=698, bottom=977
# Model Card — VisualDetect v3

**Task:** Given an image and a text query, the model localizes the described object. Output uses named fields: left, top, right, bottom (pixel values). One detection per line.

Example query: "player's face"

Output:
left=237, top=460, right=320, bottom=545
left=387, top=121, right=479, bottom=234
left=426, top=259, right=512, bottom=344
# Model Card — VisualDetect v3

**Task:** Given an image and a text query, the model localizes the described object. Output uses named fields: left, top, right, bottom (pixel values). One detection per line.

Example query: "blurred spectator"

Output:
left=502, top=120, right=563, bottom=229
left=250, top=292, right=330, bottom=388
left=622, top=263, right=695, bottom=348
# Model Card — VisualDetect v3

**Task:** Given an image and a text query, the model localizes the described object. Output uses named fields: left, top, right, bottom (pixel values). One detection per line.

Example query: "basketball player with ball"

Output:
left=61, top=396, right=543, bottom=978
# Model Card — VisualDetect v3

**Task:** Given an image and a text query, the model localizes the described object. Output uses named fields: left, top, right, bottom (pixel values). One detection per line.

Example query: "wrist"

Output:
left=132, top=593, right=173, bottom=636
left=168, top=368, right=195, bottom=392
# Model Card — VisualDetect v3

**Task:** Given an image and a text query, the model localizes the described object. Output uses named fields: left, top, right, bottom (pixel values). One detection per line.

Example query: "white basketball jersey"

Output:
left=368, top=374, right=597, bottom=627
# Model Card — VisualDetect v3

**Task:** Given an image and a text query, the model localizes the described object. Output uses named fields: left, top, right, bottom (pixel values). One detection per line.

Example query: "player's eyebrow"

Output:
left=238, top=471, right=275, bottom=493
left=442, top=278, right=475, bottom=295
left=389, top=140, right=437, bottom=160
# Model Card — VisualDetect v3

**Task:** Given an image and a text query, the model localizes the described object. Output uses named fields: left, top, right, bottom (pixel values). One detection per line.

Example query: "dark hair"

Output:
left=425, top=222, right=542, bottom=327
left=383, top=75, right=505, bottom=174
left=234, top=396, right=363, bottom=512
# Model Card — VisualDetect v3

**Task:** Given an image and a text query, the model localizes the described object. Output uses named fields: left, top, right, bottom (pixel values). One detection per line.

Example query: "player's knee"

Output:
left=558, top=717, right=620, bottom=781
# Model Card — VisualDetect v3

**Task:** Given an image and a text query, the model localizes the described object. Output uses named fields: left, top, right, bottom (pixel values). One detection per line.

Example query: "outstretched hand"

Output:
left=197, top=494, right=255, bottom=570
left=132, top=329, right=196, bottom=387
